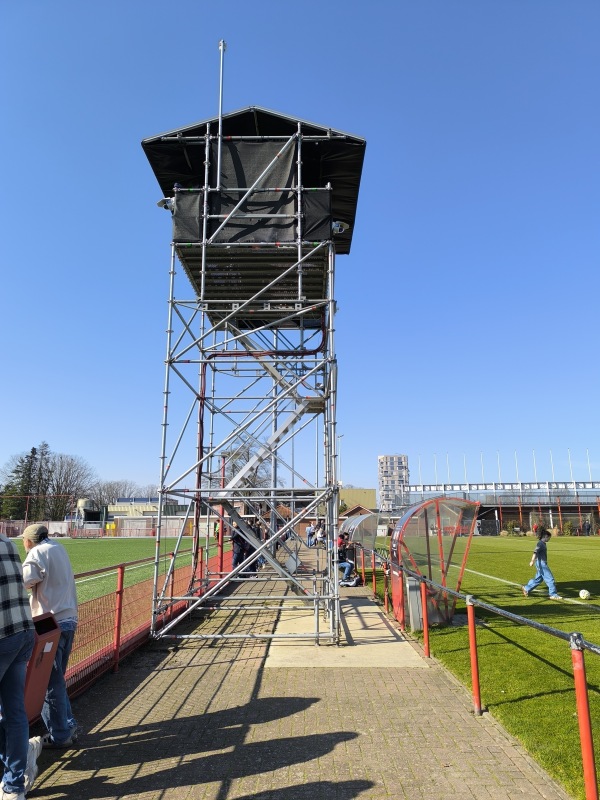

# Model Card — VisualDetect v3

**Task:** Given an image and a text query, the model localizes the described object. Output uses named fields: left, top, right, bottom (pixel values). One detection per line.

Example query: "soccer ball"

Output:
left=579, top=589, right=591, bottom=600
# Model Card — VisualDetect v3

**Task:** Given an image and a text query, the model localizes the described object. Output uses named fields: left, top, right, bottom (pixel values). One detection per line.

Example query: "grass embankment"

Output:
left=371, top=535, right=600, bottom=800
left=14, top=537, right=219, bottom=604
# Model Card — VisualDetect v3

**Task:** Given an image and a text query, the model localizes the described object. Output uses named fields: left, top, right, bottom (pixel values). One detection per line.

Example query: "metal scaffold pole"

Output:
left=143, top=48, right=365, bottom=645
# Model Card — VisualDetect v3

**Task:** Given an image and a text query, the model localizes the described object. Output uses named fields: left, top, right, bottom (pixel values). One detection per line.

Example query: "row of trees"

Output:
left=0, top=442, right=157, bottom=522
left=1, top=439, right=279, bottom=522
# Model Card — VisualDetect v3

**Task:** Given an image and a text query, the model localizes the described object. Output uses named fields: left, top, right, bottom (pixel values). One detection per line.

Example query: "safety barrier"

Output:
left=65, top=548, right=232, bottom=698
left=378, top=558, right=600, bottom=800
left=355, top=544, right=389, bottom=603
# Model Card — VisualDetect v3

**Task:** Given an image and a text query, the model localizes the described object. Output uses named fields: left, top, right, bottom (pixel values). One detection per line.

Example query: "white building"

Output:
left=378, top=454, right=410, bottom=512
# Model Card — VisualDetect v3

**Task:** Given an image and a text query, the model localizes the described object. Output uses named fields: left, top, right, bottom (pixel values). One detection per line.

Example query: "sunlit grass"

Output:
left=372, top=535, right=600, bottom=800
left=15, top=536, right=222, bottom=604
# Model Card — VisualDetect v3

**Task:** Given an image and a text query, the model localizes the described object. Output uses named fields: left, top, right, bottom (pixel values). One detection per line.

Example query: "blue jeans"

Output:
left=42, top=623, right=77, bottom=744
left=524, top=560, right=558, bottom=596
left=0, top=628, right=35, bottom=794
left=339, top=561, right=354, bottom=581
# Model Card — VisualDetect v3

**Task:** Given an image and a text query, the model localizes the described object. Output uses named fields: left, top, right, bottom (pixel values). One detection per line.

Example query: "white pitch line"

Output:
left=450, top=563, right=597, bottom=608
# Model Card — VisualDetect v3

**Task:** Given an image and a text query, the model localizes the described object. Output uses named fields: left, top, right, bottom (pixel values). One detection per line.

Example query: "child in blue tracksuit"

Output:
left=522, top=529, right=562, bottom=600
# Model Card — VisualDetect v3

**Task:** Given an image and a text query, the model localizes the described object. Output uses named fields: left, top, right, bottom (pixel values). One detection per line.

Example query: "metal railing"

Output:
left=65, top=547, right=230, bottom=697
left=365, top=552, right=600, bottom=800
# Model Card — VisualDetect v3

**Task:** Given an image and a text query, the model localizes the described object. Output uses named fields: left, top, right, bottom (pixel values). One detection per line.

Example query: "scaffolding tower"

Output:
left=142, top=99, right=365, bottom=645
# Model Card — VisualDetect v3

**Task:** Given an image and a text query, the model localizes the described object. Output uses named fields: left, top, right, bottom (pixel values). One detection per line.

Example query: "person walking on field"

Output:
left=522, top=528, right=562, bottom=600
left=21, top=524, right=79, bottom=749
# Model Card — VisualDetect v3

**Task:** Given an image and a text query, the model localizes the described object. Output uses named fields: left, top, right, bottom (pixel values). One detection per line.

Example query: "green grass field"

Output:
left=14, top=537, right=218, bottom=604
left=383, top=535, right=600, bottom=800
left=17, top=533, right=599, bottom=797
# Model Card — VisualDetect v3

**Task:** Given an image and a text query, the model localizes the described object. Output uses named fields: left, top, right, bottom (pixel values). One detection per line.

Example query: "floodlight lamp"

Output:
left=157, top=197, right=175, bottom=211
left=332, top=220, right=349, bottom=235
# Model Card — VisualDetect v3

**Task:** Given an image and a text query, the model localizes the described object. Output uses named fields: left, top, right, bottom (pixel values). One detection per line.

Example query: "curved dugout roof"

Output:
left=389, top=496, right=480, bottom=625
left=390, top=496, right=480, bottom=577
left=339, top=513, right=377, bottom=549
left=142, top=106, right=366, bottom=255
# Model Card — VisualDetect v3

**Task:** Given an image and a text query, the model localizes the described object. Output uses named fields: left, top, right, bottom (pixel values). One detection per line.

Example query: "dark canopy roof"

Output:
left=142, top=106, right=366, bottom=255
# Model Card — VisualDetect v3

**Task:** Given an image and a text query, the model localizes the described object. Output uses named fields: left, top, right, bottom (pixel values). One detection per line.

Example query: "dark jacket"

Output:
left=231, top=529, right=245, bottom=554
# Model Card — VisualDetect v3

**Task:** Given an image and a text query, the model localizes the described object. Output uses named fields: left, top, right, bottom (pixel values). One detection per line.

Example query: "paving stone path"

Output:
left=31, top=572, right=573, bottom=800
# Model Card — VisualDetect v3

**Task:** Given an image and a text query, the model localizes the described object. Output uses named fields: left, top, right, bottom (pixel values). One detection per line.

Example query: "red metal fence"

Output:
left=385, top=560, right=600, bottom=800
left=65, top=548, right=232, bottom=698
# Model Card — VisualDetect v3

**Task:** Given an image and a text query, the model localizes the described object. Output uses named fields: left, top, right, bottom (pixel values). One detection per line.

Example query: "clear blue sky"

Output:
left=1, top=1, right=599, bottom=489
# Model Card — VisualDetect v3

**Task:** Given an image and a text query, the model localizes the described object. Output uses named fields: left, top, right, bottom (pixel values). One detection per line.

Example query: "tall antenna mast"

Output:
left=217, top=40, right=226, bottom=191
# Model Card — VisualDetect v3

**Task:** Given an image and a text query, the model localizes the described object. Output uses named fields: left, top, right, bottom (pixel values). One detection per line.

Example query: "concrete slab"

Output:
left=265, top=594, right=430, bottom=668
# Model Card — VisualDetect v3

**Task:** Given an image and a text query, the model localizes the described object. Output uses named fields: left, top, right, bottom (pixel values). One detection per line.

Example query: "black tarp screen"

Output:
left=172, top=140, right=331, bottom=244
left=143, top=106, right=364, bottom=253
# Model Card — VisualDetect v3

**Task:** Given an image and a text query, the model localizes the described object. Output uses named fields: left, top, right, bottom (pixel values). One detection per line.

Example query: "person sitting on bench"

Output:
left=337, top=533, right=355, bottom=582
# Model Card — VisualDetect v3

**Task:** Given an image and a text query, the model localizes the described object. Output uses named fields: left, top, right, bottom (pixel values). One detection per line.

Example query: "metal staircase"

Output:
left=143, top=89, right=365, bottom=645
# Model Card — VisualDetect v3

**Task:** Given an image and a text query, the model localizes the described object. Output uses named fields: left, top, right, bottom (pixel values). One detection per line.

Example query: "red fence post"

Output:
left=570, top=633, right=599, bottom=800
left=466, top=596, right=483, bottom=716
left=360, top=548, right=366, bottom=585
left=420, top=580, right=430, bottom=658
left=371, top=551, right=376, bottom=597
left=112, top=564, right=125, bottom=673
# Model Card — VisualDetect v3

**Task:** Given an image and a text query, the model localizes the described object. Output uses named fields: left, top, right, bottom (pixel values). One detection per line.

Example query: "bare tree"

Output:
left=87, top=479, right=142, bottom=510
left=0, top=453, right=22, bottom=484
left=1, top=445, right=96, bottom=521
left=224, top=441, right=275, bottom=488
left=1, top=443, right=159, bottom=521
left=136, top=483, right=160, bottom=499
left=46, top=453, right=97, bottom=520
